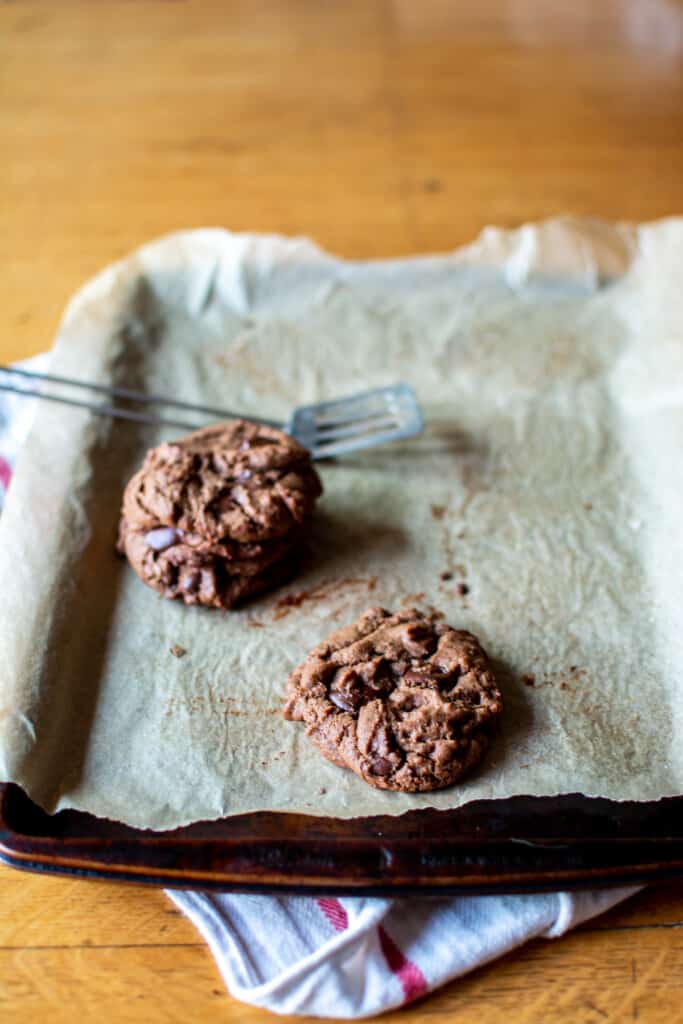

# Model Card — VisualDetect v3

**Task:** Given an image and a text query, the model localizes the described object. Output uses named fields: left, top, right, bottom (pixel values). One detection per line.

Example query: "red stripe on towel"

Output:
left=378, top=925, right=427, bottom=1004
left=316, top=898, right=349, bottom=932
left=0, top=456, right=12, bottom=492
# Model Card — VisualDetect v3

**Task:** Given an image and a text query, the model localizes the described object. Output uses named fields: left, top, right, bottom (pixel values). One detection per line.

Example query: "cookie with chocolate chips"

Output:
left=117, top=420, right=322, bottom=608
left=283, top=607, right=502, bottom=792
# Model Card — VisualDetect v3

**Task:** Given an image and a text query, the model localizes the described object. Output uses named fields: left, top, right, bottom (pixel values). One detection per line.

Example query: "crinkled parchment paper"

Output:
left=0, top=218, right=682, bottom=830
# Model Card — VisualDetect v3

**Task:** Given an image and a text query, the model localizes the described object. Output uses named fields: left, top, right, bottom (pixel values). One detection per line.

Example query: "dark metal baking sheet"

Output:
left=1, top=784, right=682, bottom=894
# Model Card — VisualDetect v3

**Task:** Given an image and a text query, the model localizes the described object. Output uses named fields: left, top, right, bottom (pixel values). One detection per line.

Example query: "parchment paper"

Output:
left=0, top=218, right=682, bottom=830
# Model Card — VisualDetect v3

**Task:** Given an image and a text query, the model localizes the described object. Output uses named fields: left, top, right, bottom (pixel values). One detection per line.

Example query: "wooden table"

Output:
left=2, top=2, right=683, bottom=1020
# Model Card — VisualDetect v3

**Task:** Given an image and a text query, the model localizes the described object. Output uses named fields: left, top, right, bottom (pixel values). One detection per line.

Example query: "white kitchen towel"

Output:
left=168, top=887, right=636, bottom=1019
left=0, top=357, right=639, bottom=1020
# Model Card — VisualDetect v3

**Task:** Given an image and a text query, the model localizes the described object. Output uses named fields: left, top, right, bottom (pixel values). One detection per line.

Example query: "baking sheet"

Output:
left=0, top=218, right=682, bottom=831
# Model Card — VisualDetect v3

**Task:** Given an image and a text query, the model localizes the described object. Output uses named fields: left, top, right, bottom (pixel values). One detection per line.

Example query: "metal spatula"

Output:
left=0, top=365, right=423, bottom=460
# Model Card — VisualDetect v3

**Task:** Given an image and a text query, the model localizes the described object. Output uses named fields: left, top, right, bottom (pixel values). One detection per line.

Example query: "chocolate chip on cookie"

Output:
left=283, top=606, right=502, bottom=792
left=117, top=420, right=322, bottom=608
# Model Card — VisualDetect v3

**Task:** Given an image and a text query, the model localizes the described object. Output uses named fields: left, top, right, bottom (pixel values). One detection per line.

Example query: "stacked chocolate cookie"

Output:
left=117, top=420, right=322, bottom=608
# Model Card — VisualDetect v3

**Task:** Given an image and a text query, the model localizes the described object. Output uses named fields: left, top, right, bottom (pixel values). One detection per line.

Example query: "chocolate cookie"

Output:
left=283, top=607, right=502, bottom=792
left=117, top=420, right=322, bottom=608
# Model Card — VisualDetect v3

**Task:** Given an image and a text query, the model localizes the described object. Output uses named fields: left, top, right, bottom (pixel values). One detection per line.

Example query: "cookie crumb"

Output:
left=170, top=645, right=187, bottom=658
left=318, top=787, right=327, bottom=796
left=560, top=681, right=570, bottom=691
left=457, top=582, right=469, bottom=596
left=248, top=620, right=264, bottom=628
left=440, top=570, right=453, bottom=581
left=431, top=504, right=446, bottom=520
left=521, top=673, right=535, bottom=687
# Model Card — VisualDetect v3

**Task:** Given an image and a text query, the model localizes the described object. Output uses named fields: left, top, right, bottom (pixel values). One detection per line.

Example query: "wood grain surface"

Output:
left=2, top=1, right=683, bottom=1021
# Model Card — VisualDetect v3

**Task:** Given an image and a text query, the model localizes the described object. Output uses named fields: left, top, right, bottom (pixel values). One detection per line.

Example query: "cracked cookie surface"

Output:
left=283, top=606, right=502, bottom=792
left=117, top=420, right=322, bottom=607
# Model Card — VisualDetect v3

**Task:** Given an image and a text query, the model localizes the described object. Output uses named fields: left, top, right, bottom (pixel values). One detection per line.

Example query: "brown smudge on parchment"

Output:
left=520, top=667, right=588, bottom=692
left=434, top=500, right=470, bottom=592
left=425, top=605, right=445, bottom=621
left=272, top=576, right=377, bottom=621
left=165, top=690, right=281, bottom=719
left=457, top=461, right=493, bottom=519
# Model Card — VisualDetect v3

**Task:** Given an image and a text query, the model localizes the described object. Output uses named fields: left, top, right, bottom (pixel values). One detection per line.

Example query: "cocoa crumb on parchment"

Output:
left=170, top=645, right=187, bottom=658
